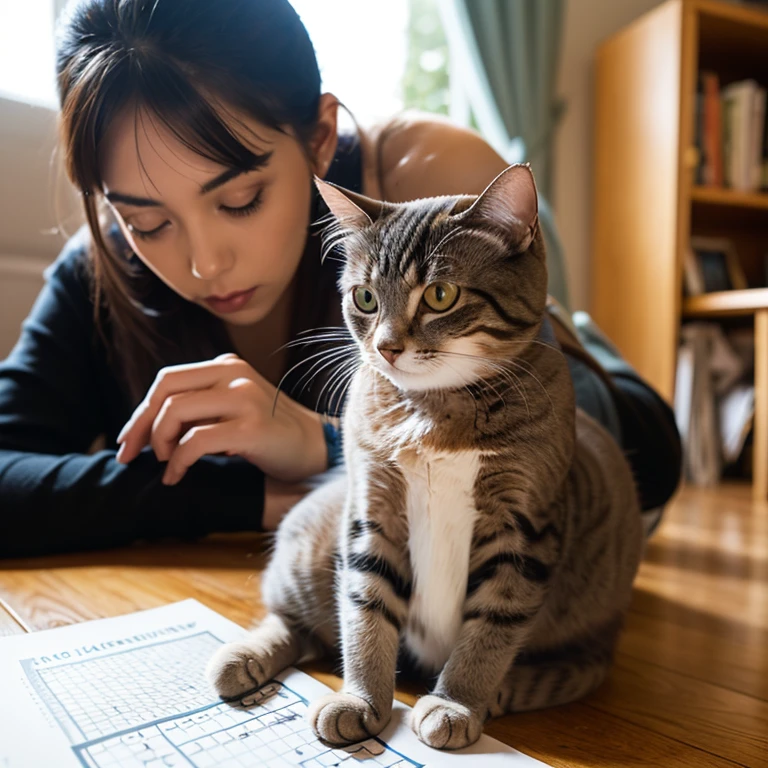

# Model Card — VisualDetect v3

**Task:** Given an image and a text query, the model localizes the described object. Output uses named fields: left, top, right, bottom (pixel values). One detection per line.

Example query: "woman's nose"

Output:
left=189, top=240, right=235, bottom=281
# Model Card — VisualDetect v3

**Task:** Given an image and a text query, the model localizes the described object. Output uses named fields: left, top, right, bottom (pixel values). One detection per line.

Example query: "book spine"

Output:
left=762, top=88, right=768, bottom=191
left=702, top=72, right=722, bottom=186
left=752, top=88, right=766, bottom=191
left=695, top=76, right=706, bottom=185
left=722, top=92, right=735, bottom=188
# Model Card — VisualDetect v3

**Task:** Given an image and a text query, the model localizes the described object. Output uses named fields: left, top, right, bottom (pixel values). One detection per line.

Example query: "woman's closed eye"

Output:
left=220, top=187, right=264, bottom=218
left=127, top=188, right=265, bottom=240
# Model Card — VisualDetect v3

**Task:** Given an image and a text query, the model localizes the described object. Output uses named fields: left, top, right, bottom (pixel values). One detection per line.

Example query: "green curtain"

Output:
left=440, top=0, right=569, bottom=309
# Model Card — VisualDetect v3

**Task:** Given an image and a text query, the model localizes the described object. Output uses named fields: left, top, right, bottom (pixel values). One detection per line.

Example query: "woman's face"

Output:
left=100, top=107, right=324, bottom=325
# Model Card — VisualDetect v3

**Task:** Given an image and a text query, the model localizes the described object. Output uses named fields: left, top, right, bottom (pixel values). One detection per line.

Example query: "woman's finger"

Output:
left=162, top=420, right=262, bottom=485
left=116, top=355, right=253, bottom=463
left=149, top=388, right=244, bottom=462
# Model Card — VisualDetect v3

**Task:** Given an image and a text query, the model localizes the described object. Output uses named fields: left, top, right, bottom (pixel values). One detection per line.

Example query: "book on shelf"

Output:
left=701, top=71, right=724, bottom=186
left=696, top=73, right=767, bottom=192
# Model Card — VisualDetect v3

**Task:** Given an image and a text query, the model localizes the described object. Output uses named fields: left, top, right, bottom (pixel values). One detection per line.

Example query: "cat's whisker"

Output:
left=379, top=401, right=408, bottom=419
left=437, top=357, right=485, bottom=423
left=313, top=352, right=359, bottom=411
left=424, top=226, right=464, bottom=263
left=311, top=210, right=338, bottom=228
left=274, top=325, right=351, bottom=354
left=319, top=225, right=356, bottom=264
left=316, top=356, right=358, bottom=404
left=282, top=334, right=353, bottom=351
left=273, top=345, right=357, bottom=415
left=504, top=358, right=556, bottom=417
left=327, top=362, right=359, bottom=416
left=323, top=357, right=358, bottom=404
left=478, top=373, right=508, bottom=410
left=297, top=325, right=350, bottom=336
left=431, top=349, right=537, bottom=420
left=484, top=365, right=531, bottom=420
left=319, top=361, right=359, bottom=415
left=519, top=338, right=568, bottom=362
left=293, top=345, right=358, bottom=398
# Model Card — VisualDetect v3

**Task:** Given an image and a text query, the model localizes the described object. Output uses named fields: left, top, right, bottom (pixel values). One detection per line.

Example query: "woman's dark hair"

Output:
left=55, top=0, right=324, bottom=403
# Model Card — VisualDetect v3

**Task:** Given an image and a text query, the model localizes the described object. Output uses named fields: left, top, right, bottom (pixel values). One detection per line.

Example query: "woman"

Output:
left=0, top=0, right=680, bottom=558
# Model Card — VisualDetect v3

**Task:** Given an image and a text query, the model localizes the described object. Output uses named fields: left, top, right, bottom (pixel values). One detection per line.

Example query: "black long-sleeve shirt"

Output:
left=0, top=232, right=264, bottom=559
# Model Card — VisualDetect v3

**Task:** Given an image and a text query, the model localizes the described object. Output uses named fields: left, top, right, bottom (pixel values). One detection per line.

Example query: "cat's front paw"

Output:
left=411, top=695, right=483, bottom=750
left=308, top=692, right=389, bottom=746
left=206, top=642, right=269, bottom=700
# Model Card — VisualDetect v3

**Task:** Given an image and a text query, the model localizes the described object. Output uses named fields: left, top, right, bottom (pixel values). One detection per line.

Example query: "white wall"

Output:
left=0, top=95, right=80, bottom=358
left=554, top=0, right=666, bottom=311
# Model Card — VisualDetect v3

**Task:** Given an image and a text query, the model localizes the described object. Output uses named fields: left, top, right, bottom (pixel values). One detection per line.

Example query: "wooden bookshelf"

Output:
left=691, top=185, right=768, bottom=210
left=592, top=0, right=768, bottom=499
left=683, top=288, right=768, bottom=317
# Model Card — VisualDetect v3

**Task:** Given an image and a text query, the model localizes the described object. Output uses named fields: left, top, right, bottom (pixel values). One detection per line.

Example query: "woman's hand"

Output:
left=115, top=353, right=328, bottom=485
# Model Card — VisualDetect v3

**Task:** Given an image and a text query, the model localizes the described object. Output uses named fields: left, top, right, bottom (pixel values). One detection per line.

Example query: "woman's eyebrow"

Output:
left=199, top=166, right=244, bottom=195
left=105, top=152, right=273, bottom=207
left=202, top=151, right=273, bottom=194
left=104, top=191, right=160, bottom=207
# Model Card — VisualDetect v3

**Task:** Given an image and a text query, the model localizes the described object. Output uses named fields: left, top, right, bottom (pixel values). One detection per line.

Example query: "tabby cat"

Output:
left=207, top=164, right=644, bottom=750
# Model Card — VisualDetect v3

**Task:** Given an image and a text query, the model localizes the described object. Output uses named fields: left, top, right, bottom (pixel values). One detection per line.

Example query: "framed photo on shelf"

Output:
left=684, top=236, right=748, bottom=295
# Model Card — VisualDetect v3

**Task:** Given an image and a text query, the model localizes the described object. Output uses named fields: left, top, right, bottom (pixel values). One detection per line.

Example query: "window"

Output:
left=0, top=0, right=57, bottom=107
left=402, top=0, right=450, bottom=117
left=288, top=0, right=410, bottom=126
left=289, top=0, right=450, bottom=126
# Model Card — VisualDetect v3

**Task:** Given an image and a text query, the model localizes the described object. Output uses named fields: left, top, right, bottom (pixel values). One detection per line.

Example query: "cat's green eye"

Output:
left=422, top=282, right=460, bottom=312
left=353, top=285, right=378, bottom=313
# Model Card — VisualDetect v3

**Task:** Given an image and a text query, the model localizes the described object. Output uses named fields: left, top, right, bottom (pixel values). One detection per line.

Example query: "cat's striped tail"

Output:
left=488, top=645, right=613, bottom=715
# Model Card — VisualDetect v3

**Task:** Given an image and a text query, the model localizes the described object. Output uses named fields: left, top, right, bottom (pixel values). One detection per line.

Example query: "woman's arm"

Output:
left=0, top=237, right=264, bottom=558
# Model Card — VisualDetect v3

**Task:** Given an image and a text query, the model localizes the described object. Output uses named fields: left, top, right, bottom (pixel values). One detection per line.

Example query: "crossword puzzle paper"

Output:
left=0, top=600, right=550, bottom=767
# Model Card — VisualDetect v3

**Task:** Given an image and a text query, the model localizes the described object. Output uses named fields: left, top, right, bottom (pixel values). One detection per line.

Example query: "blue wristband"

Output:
left=322, top=421, right=344, bottom=468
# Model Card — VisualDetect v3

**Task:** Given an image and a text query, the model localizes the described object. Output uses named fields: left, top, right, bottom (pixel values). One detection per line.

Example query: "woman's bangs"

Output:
left=98, top=56, right=274, bottom=188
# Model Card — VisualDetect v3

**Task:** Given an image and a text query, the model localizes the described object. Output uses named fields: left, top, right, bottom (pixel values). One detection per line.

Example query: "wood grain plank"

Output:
left=620, top=610, right=768, bottom=703
left=589, top=653, right=768, bottom=766
left=0, top=536, right=271, bottom=631
left=504, top=704, right=744, bottom=768
left=754, top=310, right=768, bottom=500
left=0, top=600, right=26, bottom=636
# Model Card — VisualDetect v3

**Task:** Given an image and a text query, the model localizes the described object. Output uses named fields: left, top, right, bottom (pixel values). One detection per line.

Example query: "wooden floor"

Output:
left=1, top=482, right=767, bottom=767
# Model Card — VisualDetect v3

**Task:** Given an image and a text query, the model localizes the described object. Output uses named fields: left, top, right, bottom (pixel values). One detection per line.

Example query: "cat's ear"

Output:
left=453, top=164, right=539, bottom=251
left=314, top=178, right=394, bottom=229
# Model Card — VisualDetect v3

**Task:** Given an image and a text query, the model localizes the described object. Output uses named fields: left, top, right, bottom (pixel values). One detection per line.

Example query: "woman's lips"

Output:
left=203, top=286, right=258, bottom=314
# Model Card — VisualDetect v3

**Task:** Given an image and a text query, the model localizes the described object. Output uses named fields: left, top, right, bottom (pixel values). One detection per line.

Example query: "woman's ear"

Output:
left=310, top=93, right=339, bottom=178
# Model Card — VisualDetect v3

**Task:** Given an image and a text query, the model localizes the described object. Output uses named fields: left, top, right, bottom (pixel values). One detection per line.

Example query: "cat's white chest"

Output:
left=399, top=447, right=481, bottom=670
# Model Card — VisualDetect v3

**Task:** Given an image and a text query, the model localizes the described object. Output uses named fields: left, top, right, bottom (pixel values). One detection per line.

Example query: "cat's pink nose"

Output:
left=378, top=346, right=403, bottom=366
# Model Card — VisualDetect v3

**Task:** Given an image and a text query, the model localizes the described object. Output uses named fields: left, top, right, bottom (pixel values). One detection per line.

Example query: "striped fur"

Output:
left=207, top=165, right=645, bottom=750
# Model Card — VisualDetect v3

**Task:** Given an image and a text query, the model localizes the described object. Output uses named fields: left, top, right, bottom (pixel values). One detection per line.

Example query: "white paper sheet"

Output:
left=0, top=599, right=550, bottom=767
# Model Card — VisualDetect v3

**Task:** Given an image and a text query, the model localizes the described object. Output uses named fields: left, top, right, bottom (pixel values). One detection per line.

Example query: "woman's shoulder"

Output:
left=359, top=111, right=509, bottom=203
left=45, top=225, right=94, bottom=289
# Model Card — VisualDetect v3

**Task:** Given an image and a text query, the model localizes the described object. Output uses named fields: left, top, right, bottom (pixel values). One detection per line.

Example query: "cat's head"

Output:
left=316, top=164, right=546, bottom=393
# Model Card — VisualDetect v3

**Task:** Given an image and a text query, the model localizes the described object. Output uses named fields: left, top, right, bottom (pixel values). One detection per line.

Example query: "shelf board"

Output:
left=694, top=0, right=768, bottom=33
left=691, top=186, right=768, bottom=211
left=683, top=288, right=768, bottom=318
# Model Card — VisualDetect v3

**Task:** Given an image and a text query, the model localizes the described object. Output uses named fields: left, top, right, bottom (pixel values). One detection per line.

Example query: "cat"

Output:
left=206, top=164, right=644, bottom=751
